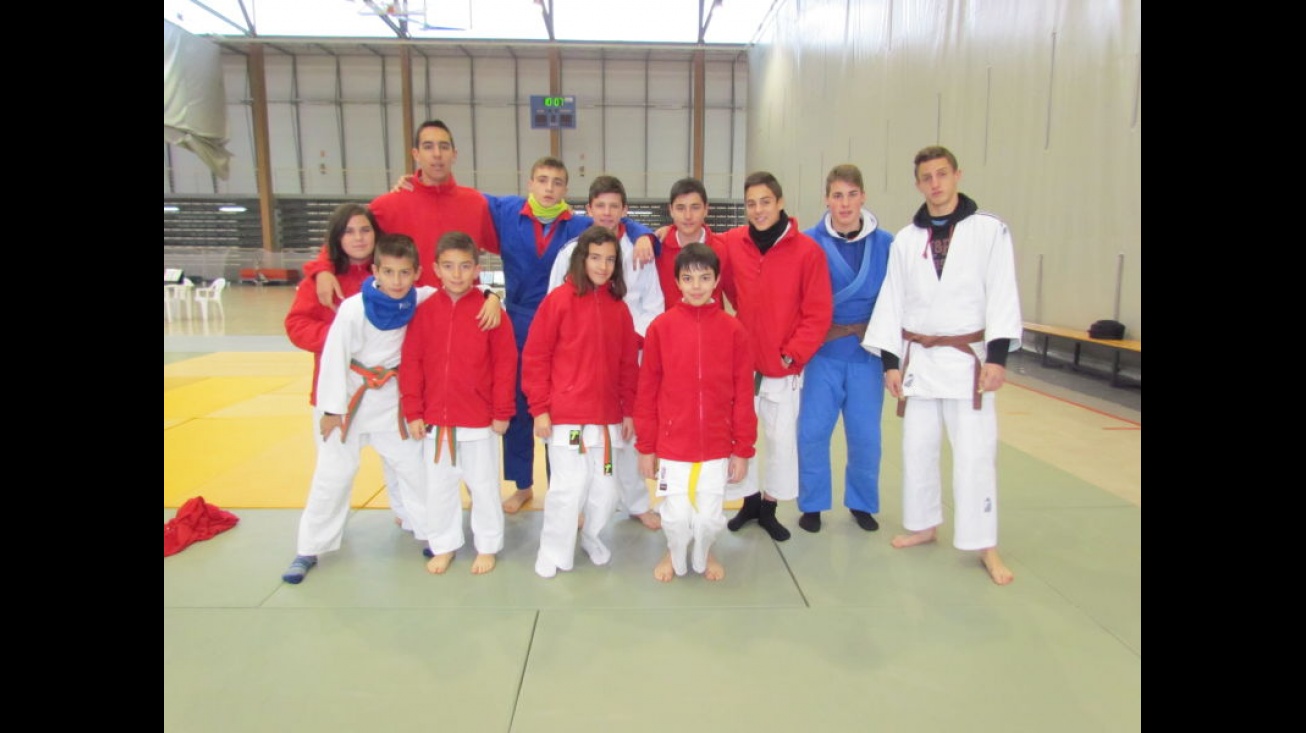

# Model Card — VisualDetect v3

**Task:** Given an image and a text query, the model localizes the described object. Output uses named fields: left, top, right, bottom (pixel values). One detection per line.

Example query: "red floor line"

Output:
left=1007, top=381, right=1141, bottom=428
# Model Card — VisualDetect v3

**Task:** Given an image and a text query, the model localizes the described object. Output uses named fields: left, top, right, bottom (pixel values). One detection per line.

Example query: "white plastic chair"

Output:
left=164, top=277, right=195, bottom=321
left=193, top=277, right=227, bottom=321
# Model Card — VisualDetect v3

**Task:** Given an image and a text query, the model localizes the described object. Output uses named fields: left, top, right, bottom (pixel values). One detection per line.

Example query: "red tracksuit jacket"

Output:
left=634, top=298, right=757, bottom=462
left=521, top=279, right=639, bottom=426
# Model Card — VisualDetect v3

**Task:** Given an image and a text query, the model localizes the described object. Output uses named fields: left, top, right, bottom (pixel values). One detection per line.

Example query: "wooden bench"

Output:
left=1022, top=321, right=1141, bottom=387
left=239, top=268, right=297, bottom=286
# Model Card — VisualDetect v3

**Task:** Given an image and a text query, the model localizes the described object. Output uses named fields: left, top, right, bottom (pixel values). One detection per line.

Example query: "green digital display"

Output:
left=530, top=95, right=577, bottom=129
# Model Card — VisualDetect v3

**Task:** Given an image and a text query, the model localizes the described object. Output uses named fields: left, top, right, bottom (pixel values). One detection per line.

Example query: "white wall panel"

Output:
left=748, top=0, right=1142, bottom=339
left=168, top=44, right=748, bottom=239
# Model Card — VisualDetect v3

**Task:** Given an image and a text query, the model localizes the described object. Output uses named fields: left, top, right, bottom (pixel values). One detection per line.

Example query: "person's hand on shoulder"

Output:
left=476, top=290, right=502, bottom=330
left=315, top=271, right=343, bottom=310
left=632, top=235, right=655, bottom=270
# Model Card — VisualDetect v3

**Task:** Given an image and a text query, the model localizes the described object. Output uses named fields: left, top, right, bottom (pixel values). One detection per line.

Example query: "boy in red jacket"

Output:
left=719, top=172, right=833, bottom=542
left=636, top=243, right=757, bottom=581
left=400, top=232, right=518, bottom=576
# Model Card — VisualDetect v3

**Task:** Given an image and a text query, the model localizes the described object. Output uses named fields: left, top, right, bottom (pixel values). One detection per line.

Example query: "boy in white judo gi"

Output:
left=282, top=234, right=435, bottom=584
left=862, top=146, right=1022, bottom=585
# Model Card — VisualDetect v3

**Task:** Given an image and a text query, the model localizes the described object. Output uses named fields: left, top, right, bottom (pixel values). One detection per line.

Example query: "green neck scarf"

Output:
left=528, top=193, right=570, bottom=223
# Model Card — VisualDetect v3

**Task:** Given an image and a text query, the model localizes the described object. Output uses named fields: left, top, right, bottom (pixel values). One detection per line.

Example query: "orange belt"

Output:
left=431, top=425, right=457, bottom=466
left=577, top=425, right=614, bottom=475
left=343, top=360, right=408, bottom=439
left=896, top=329, right=986, bottom=417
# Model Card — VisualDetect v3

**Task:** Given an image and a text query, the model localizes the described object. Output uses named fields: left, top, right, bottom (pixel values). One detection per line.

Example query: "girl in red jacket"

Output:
left=521, top=226, right=641, bottom=579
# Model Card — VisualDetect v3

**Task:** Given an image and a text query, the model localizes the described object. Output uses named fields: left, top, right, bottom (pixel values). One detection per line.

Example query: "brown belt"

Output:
left=896, top=329, right=986, bottom=417
left=825, top=321, right=868, bottom=343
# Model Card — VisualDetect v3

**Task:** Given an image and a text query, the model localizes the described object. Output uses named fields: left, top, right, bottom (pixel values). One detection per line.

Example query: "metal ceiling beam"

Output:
left=537, top=0, right=555, bottom=42
left=189, top=0, right=249, bottom=35
left=210, top=36, right=747, bottom=57
left=698, top=0, right=722, bottom=44
left=362, top=0, right=409, bottom=38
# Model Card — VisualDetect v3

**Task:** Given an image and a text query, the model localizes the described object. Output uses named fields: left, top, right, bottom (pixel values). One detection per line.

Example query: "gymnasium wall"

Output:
left=164, top=44, right=749, bottom=202
left=746, top=0, right=1142, bottom=340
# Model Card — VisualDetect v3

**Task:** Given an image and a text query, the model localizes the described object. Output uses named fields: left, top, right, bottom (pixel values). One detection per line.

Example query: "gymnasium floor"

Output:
left=164, top=283, right=1141, bottom=733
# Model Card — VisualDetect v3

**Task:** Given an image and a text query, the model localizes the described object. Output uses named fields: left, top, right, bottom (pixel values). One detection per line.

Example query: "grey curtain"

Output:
left=164, top=20, right=232, bottom=180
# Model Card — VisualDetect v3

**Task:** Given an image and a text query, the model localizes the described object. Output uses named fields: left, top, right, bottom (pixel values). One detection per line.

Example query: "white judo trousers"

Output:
left=656, top=458, right=728, bottom=575
left=613, top=433, right=652, bottom=515
left=296, top=408, right=428, bottom=557
left=381, top=461, right=414, bottom=531
left=535, top=424, right=622, bottom=578
left=734, top=374, right=802, bottom=501
left=422, top=427, right=504, bottom=556
left=297, top=286, right=436, bottom=558
left=900, top=393, right=999, bottom=550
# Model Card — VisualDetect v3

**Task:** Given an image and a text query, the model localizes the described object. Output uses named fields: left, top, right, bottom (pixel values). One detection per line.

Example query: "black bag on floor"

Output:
left=1088, top=320, right=1126, bottom=339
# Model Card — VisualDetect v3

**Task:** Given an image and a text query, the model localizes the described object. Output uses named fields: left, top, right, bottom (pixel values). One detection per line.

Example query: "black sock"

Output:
left=728, top=493, right=762, bottom=531
left=850, top=509, right=879, bottom=532
left=798, top=512, right=821, bottom=533
left=758, top=499, right=791, bottom=542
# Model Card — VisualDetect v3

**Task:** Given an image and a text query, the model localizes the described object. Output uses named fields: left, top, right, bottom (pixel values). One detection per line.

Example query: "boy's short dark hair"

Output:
left=376, top=233, right=419, bottom=269
left=744, top=171, right=783, bottom=200
left=913, top=146, right=958, bottom=178
left=530, top=156, right=569, bottom=181
left=668, top=177, right=709, bottom=206
left=436, top=231, right=479, bottom=264
left=588, top=175, right=627, bottom=206
left=674, top=242, right=720, bottom=279
left=325, top=202, right=380, bottom=275
left=568, top=225, right=627, bottom=300
left=825, top=164, right=864, bottom=195
left=414, top=119, right=455, bottom=149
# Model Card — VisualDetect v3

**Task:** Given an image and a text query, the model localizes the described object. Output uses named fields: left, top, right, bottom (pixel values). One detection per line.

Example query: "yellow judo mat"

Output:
left=164, top=351, right=656, bottom=510
left=165, top=351, right=1139, bottom=510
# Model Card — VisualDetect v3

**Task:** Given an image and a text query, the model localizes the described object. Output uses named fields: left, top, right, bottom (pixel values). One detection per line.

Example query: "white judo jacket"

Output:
left=862, top=205, right=1022, bottom=401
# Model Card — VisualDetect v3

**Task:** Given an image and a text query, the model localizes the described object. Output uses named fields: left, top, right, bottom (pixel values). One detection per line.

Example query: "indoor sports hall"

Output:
left=165, top=2, right=1140, bottom=731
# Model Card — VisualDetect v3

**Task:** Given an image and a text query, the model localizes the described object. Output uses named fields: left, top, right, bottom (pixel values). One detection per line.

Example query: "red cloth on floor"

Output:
left=165, top=496, right=240, bottom=556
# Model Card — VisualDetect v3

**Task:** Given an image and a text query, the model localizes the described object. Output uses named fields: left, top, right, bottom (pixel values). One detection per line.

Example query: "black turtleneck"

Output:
left=749, top=210, right=790, bottom=254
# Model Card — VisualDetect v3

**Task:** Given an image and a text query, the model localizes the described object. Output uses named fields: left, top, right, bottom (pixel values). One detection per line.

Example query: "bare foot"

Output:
left=503, top=488, right=534, bottom=514
left=426, top=552, right=455, bottom=574
left=633, top=511, right=662, bottom=530
left=980, top=548, right=1014, bottom=585
left=653, top=552, right=675, bottom=582
left=891, top=527, right=938, bottom=549
left=704, top=553, right=725, bottom=581
left=578, top=513, right=585, bottom=529
left=393, top=515, right=404, bottom=527
left=470, top=553, right=497, bottom=575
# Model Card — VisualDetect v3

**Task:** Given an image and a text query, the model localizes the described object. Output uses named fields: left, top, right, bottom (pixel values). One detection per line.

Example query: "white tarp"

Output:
left=164, top=20, right=232, bottom=179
